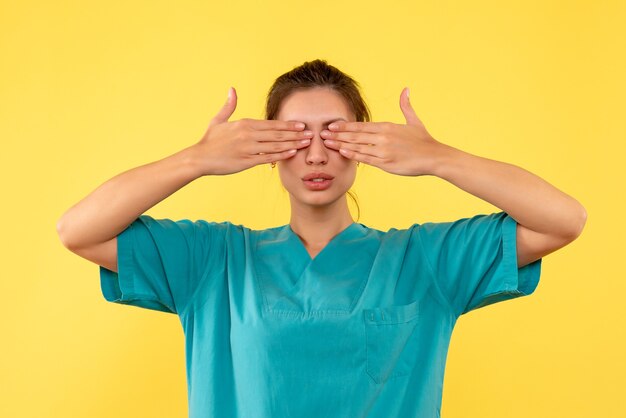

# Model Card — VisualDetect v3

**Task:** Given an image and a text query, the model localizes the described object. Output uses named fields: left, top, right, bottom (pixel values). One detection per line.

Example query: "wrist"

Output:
left=178, top=144, right=210, bottom=179
left=428, top=142, right=467, bottom=179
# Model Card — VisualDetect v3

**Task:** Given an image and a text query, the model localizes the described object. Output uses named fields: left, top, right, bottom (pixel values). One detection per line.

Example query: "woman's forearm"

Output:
left=430, top=143, right=587, bottom=238
left=57, top=144, right=204, bottom=249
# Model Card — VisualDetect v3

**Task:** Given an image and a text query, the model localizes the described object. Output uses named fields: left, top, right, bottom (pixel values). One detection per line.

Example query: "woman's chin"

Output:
left=292, top=193, right=343, bottom=208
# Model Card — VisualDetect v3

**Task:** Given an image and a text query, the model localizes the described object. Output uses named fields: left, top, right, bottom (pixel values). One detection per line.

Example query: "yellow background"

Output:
left=1, top=0, right=623, bottom=417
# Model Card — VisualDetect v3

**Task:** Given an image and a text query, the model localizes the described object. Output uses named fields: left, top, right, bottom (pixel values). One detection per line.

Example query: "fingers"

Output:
left=252, top=137, right=312, bottom=155
left=324, top=140, right=380, bottom=158
left=209, top=87, right=238, bottom=128
left=248, top=119, right=306, bottom=131
left=253, top=148, right=299, bottom=165
left=320, top=129, right=380, bottom=146
left=253, top=129, right=314, bottom=142
left=335, top=147, right=385, bottom=166
left=327, top=121, right=385, bottom=133
left=235, top=119, right=312, bottom=153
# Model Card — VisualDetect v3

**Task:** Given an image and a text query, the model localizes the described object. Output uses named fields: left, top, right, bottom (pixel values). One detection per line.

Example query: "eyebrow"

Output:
left=287, top=118, right=346, bottom=126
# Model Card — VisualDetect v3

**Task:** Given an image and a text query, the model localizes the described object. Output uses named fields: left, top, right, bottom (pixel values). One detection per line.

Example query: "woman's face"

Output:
left=275, top=87, right=358, bottom=209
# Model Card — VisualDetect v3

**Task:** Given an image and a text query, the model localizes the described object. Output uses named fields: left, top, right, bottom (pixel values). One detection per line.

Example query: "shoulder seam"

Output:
left=178, top=221, right=231, bottom=318
left=413, top=225, right=458, bottom=317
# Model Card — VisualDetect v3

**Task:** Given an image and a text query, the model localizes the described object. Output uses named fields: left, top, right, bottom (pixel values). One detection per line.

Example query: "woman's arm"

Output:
left=57, top=87, right=310, bottom=250
left=56, top=145, right=202, bottom=250
left=321, top=88, right=587, bottom=268
left=56, top=145, right=204, bottom=273
left=430, top=143, right=587, bottom=267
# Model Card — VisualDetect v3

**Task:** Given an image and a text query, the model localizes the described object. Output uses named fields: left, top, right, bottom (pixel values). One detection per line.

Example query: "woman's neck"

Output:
left=288, top=198, right=354, bottom=251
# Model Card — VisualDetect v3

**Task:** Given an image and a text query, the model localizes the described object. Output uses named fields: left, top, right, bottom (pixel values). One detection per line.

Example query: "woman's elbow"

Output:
left=56, top=216, right=77, bottom=251
left=566, top=203, right=588, bottom=240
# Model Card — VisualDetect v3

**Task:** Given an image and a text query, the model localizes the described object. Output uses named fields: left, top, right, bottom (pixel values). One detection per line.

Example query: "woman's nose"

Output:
left=304, top=132, right=330, bottom=164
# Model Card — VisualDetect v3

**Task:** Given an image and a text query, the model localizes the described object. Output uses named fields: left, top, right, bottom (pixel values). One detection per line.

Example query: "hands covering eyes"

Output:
left=194, top=87, right=443, bottom=177
left=194, top=87, right=314, bottom=176
left=317, top=88, right=443, bottom=177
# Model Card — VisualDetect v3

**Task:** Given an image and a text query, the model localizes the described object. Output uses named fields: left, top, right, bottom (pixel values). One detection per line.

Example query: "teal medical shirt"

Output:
left=100, top=211, right=542, bottom=418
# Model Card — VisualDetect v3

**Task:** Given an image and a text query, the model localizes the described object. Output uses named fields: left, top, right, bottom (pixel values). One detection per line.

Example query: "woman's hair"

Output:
left=265, top=59, right=370, bottom=221
left=265, top=59, right=372, bottom=122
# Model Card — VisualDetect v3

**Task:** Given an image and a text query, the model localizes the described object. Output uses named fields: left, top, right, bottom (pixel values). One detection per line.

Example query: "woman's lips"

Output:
left=302, top=178, right=333, bottom=190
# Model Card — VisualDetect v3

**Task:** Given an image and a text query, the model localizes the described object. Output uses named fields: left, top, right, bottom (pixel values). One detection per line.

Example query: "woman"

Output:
left=57, top=59, right=587, bottom=418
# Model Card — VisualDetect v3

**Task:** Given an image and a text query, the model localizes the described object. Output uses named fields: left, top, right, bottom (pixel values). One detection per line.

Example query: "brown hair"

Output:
left=265, top=59, right=372, bottom=123
left=265, top=59, right=370, bottom=221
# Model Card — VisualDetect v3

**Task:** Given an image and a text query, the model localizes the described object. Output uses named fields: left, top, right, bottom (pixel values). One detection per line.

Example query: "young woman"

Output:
left=57, top=59, right=587, bottom=418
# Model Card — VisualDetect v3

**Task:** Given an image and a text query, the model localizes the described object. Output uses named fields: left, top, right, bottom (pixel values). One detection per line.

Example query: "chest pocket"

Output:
left=363, top=300, right=420, bottom=384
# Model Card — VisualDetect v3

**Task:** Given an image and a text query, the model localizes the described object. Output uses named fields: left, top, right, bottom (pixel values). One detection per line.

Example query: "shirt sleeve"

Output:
left=415, top=211, right=542, bottom=317
left=99, top=215, right=227, bottom=315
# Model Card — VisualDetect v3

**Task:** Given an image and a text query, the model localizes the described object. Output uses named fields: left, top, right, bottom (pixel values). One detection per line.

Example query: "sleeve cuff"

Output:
left=98, top=222, right=174, bottom=313
left=465, top=213, right=542, bottom=313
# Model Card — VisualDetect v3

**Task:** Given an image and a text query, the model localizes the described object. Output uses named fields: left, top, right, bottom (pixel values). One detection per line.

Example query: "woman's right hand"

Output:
left=193, top=87, right=313, bottom=176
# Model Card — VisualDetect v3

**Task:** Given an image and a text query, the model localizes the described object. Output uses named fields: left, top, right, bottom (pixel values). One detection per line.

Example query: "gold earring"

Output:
left=271, top=161, right=276, bottom=169
left=357, top=161, right=360, bottom=166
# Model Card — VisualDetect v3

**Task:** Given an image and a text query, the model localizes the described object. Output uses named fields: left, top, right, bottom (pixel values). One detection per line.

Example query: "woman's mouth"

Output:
left=302, top=178, right=333, bottom=190
left=302, top=171, right=334, bottom=190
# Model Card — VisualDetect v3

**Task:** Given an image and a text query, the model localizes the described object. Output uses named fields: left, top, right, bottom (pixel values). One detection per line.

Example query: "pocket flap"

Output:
left=363, top=300, right=419, bottom=324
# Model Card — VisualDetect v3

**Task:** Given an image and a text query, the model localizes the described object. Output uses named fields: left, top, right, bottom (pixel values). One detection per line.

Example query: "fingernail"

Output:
left=295, top=122, right=305, bottom=129
left=328, top=123, right=338, bottom=130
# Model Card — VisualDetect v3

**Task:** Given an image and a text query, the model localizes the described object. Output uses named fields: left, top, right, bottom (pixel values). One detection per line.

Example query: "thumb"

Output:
left=399, top=87, right=424, bottom=127
left=209, top=87, right=237, bottom=127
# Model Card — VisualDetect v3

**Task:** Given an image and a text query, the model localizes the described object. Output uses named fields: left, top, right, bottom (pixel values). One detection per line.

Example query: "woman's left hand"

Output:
left=321, top=88, right=444, bottom=177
